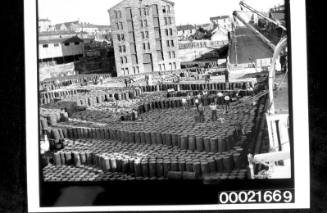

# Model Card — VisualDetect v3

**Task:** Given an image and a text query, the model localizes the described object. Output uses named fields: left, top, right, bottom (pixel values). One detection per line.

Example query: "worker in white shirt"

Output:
left=224, top=94, right=231, bottom=113
left=217, top=92, right=224, bottom=105
left=209, top=102, right=217, bottom=121
left=182, top=97, right=187, bottom=110
left=194, top=97, right=200, bottom=111
left=99, top=76, right=104, bottom=85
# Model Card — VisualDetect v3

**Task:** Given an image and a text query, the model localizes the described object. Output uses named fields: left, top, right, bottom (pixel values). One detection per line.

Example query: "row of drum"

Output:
left=52, top=149, right=244, bottom=179
left=47, top=125, right=243, bottom=154
left=139, top=81, right=255, bottom=93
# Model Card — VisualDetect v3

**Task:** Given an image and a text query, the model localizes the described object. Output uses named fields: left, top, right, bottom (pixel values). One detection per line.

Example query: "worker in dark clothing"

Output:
left=198, top=103, right=205, bottom=122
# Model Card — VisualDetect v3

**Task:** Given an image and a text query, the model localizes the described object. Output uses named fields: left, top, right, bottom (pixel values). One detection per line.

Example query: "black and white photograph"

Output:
left=25, top=0, right=309, bottom=211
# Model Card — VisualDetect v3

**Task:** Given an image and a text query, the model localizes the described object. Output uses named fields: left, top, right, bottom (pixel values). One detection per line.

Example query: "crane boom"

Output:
left=232, top=11, right=276, bottom=50
left=239, top=1, right=286, bottom=31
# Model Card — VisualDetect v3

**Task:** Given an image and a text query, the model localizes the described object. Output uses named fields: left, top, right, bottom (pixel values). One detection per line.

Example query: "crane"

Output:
left=233, top=1, right=290, bottom=179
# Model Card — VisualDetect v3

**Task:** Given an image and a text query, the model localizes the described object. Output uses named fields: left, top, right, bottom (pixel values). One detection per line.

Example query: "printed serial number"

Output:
left=218, top=189, right=294, bottom=204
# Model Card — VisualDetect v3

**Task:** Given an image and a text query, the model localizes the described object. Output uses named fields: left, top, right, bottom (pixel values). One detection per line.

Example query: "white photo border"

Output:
left=25, top=0, right=310, bottom=211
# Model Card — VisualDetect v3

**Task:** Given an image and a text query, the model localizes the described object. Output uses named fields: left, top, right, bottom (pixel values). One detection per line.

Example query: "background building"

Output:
left=108, top=0, right=180, bottom=76
left=38, top=36, right=84, bottom=64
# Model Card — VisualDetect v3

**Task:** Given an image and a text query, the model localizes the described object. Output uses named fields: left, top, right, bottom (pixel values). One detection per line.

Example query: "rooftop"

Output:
left=39, top=36, right=84, bottom=44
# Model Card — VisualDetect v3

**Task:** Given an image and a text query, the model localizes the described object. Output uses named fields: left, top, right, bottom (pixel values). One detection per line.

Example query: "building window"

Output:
left=159, top=64, right=162, bottom=71
left=54, top=43, right=59, bottom=47
left=167, top=5, right=171, bottom=13
left=122, top=68, right=125, bottom=75
left=164, top=17, right=168, bottom=25
left=172, top=51, right=176, bottom=58
left=116, top=23, right=119, bottom=30
left=145, top=31, right=149, bottom=38
left=143, top=7, right=149, bottom=16
left=120, top=57, right=124, bottom=64
left=147, top=42, right=150, bottom=49
left=153, top=17, right=160, bottom=27
left=117, top=34, right=121, bottom=41
left=168, top=17, right=172, bottom=25
left=126, top=8, right=132, bottom=20
left=152, top=4, right=159, bottom=16
left=166, top=40, right=170, bottom=47
left=169, top=28, right=173, bottom=35
left=165, top=29, right=169, bottom=36
left=115, top=11, right=118, bottom=19
left=119, top=22, right=123, bottom=29
left=154, top=27, right=160, bottom=38
left=143, top=43, right=146, bottom=50
left=125, top=68, right=129, bottom=75
left=144, top=19, right=148, bottom=27
left=169, top=62, right=173, bottom=70
left=132, top=54, right=138, bottom=64
left=119, top=46, right=122, bottom=53
left=163, top=64, right=166, bottom=70
left=74, top=42, right=80, bottom=45
left=123, top=45, right=126, bottom=52
left=118, top=10, right=122, bottom=18
left=64, top=42, right=69, bottom=46
left=130, top=43, right=136, bottom=54
left=121, top=34, right=125, bottom=41
left=133, top=67, right=136, bottom=74
left=124, top=56, right=128, bottom=63
left=141, top=32, right=145, bottom=39
left=42, top=44, right=48, bottom=48
left=173, top=62, right=177, bottom=69
left=171, top=40, right=174, bottom=47
left=162, top=6, right=166, bottom=13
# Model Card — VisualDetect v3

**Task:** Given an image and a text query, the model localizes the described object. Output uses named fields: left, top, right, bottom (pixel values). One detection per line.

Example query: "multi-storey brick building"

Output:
left=108, top=0, right=180, bottom=76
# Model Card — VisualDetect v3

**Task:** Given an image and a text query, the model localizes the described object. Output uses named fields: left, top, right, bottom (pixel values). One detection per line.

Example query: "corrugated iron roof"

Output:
left=210, top=15, right=230, bottom=20
left=110, top=0, right=174, bottom=10
left=177, top=24, right=196, bottom=31
left=39, top=36, right=84, bottom=44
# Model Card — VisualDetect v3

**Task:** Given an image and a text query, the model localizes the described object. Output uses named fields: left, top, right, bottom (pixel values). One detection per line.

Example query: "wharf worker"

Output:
left=202, top=89, right=208, bottom=105
left=132, top=109, right=138, bottom=121
left=59, top=108, right=69, bottom=122
left=182, top=97, right=187, bottom=110
left=194, top=96, right=200, bottom=110
left=209, top=102, right=217, bottom=121
left=198, top=103, right=205, bottom=122
left=224, top=94, right=231, bottom=113
left=99, top=76, right=104, bottom=85
left=217, top=92, right=224, bottom=105
left=94, top=76, right=99, bottom=85
left=186, top=94, right=192, bottom=108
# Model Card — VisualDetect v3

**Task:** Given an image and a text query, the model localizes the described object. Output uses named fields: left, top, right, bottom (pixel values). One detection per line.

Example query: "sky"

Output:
left=38, top=0, right=284, bottom=25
